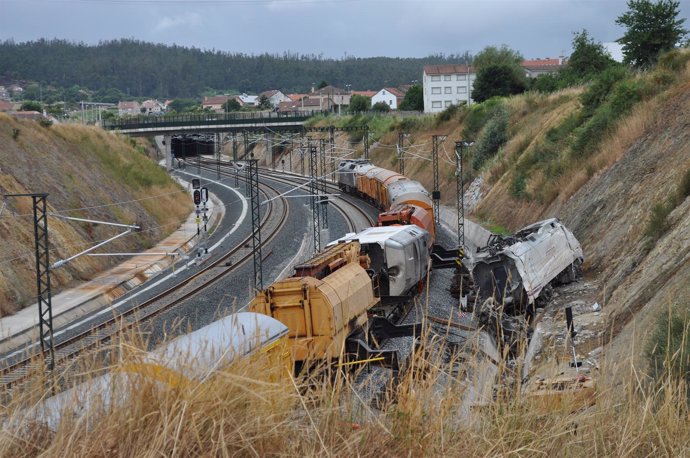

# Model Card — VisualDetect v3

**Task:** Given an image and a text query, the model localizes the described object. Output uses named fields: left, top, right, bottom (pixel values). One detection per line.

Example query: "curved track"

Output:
left=0, top=177, right=288, bottom=393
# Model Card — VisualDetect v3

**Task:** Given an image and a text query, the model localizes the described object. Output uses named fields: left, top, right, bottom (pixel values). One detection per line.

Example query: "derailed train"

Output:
left=471, top=218, right=584, bottom=317
left=247, top=158, right=440, bottom=370
left=27, top=312, right=291, bottom=430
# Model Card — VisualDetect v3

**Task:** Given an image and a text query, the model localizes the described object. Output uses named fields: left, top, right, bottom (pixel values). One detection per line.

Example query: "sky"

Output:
left=0, top=0, right=687, bottom=60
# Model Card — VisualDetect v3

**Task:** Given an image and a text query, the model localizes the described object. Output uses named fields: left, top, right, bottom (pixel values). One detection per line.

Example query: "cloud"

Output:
left=154, top=13, right=202, bottom=33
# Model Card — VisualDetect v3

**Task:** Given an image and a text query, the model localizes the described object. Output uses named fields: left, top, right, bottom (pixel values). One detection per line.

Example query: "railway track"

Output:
left=0, top=175, right=288, bottom=395
left=197, top=158, right=378, bottom=231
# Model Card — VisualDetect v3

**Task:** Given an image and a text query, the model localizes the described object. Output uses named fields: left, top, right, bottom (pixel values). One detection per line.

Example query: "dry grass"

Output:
left=2, top=323, right=689, bottom=457
left=0, top=118, right=192, bottom=315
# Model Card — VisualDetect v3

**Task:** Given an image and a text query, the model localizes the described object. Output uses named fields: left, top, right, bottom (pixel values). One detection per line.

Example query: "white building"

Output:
left=371, top=87, right=406, bottom=109
left=259, top=90, right=291, bottom=107
left=422, top=64, right=476, bottom=113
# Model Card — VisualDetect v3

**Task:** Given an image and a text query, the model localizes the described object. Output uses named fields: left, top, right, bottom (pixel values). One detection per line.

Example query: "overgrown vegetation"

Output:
left=4, top=323, right=690, bottom=456
left=644, top=166, right=690, bottom=241
left=471, top=106, right=509, bottom=170
left=646, top=302, right=690, bottom=402
left=507, top=48, right=690, bottom=202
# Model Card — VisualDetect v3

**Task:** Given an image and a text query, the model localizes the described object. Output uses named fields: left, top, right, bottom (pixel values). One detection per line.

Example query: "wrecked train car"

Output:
left=472, top=218, right=583, bottom=314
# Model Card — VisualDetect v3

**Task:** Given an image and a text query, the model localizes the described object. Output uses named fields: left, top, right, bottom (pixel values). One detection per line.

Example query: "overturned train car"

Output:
left=472, top=218, right=583, bottom=314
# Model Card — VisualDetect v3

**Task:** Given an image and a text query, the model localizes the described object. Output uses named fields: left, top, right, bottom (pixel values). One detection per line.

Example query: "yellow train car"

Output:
left=249, top=242, right=379, bottom=363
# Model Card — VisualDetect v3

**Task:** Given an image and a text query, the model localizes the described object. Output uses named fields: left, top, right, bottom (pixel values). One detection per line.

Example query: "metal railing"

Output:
left=102, top=110, right=329, bottom=130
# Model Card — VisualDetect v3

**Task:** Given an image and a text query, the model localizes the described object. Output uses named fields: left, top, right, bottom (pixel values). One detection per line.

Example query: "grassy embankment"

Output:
left=1, top=317, right=688, bottom=456
left=0, top=117, right=192, bottom=315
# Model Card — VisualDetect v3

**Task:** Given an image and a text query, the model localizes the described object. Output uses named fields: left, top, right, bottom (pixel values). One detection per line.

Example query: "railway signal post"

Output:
left=431, top=135, right=447, bottom=225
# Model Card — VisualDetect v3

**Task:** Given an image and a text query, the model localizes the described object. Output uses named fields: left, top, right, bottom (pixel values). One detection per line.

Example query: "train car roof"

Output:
left=330, top=225, right=428, bottom=247
left=150, top=312, right=288, bottom=378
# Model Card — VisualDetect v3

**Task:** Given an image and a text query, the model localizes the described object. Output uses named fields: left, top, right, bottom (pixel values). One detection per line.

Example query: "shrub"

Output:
left=579, top=66, right=628, bottom=116
left=471, top=106, right=508, bottom=170
left=461, top=98, right=504, bottom=139
left=644, top=202, right=671, bottom=240
left=645, top=302, right=690, bottom=402
left=435, top=103, right=460, bottom=125
left=372, top=101, right=391, bottom=112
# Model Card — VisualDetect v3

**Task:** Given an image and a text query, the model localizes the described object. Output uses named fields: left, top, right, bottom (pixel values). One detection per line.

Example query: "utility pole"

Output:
left=363, top=125, right=369, bottom=160
left=232, top=133, right=239, bottom=187
left=309, top=145, right=321, bottom=253
left=329, top=126, right=335, bottom=182
left=319, top=139, right=329, bottom=229
left=398, top=131, right=405, bottom=175
left=244, top=131, right=250, bottom=195
left=248, top=159, right=263, bottom=291
left=216, top=133, right=221, bottom=180
left=455, top=140, right=473, bottom=256
left=4, top=193, right=54, bottom=370
left=431, top=135, right=446, bottom=225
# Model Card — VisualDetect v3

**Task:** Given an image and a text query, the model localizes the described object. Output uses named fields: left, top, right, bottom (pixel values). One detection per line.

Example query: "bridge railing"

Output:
left=102, top=109, right=329, bottom=130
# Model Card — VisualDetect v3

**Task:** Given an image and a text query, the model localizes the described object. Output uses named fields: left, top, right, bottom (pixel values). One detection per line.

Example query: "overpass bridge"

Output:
left=102, top=110, right=325, bottom=136
left=102, top=110, right=369, bottom=170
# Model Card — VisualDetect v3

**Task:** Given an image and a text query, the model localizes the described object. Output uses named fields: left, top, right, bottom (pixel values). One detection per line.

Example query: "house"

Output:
left=0, top=100, right=13, bottom=112
left=141, top=99, right=164, bottom=115
left=259, top=90, right=291, bottom=107
left=371, top=87, right=407, bottom=109
left=117, top=100, right=141, bottom=116
left=277, top=97, right=322, bottom=113
left=238, top=94, right=258, bottom=107
left=309, top=85, right=351, bottom=112
left=422, top=64, right=476, bottom=113
left=287, top=93, right=308, bottom=102
left=351, top=90, right=376, bottom=98
left=201, top=95, right=230, bottom=113
left=0, top=86, right=9, bottom=100
left=521, top=57, right=567, bottom=78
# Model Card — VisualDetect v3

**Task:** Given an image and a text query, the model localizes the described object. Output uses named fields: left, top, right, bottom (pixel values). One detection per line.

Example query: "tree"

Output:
left=472, top=45, right=526, bottom=92
left=223, top=98, right=241, bottom=112
left=372, top=101, right=391, bottom=112
left=168, top=98, right=198, bottom=113
left=317, top=80, right=328, bottom=89
left=471, top=64, right=527, bottom=103
left=566, top=30, right=617, bottom=79
left=349, top=94, right=370, bottom=112
left=472, top=45, right=523, bottom=71
left=398, top=85, right=423, bottom=111
left=20, top=100, right=42, bottom=112
left=258, top=94, right=272, bottom=110
left=616, top=0, right=688, bottom=68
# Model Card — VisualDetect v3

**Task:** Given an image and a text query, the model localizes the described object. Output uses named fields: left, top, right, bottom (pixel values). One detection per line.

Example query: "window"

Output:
left=432, top=101, right=442, bottom=108
left=457, top=86, right=467, bottom=94
left=457, top=74, right=466, bottom=81
left=431, top=75, right=441, bottom=82
left=444, top=75, right=451, bottom=81
left=389, top=100, right=392, bottom=105
left=431, top=87, right=441, bottom=94
left=445, top=100, right=452, bottom=107
left=444, top=87, right=452, bottom=94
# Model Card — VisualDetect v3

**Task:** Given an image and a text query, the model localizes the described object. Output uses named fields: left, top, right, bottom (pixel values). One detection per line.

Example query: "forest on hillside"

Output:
left=0, top=39, right=469, bottom=99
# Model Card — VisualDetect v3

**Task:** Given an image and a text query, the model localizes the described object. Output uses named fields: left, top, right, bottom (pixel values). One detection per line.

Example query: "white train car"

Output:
left=472, top=218, right=583, bottom=312
left=27, top=312, right=289, bottom=431
left=330, top=225, right=430, bottom=298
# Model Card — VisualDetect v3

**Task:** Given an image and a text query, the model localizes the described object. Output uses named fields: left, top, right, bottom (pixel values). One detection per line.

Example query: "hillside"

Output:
left=0, top=38, right=467, bottom=99
left=0, top=115, right=192, bottom=316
